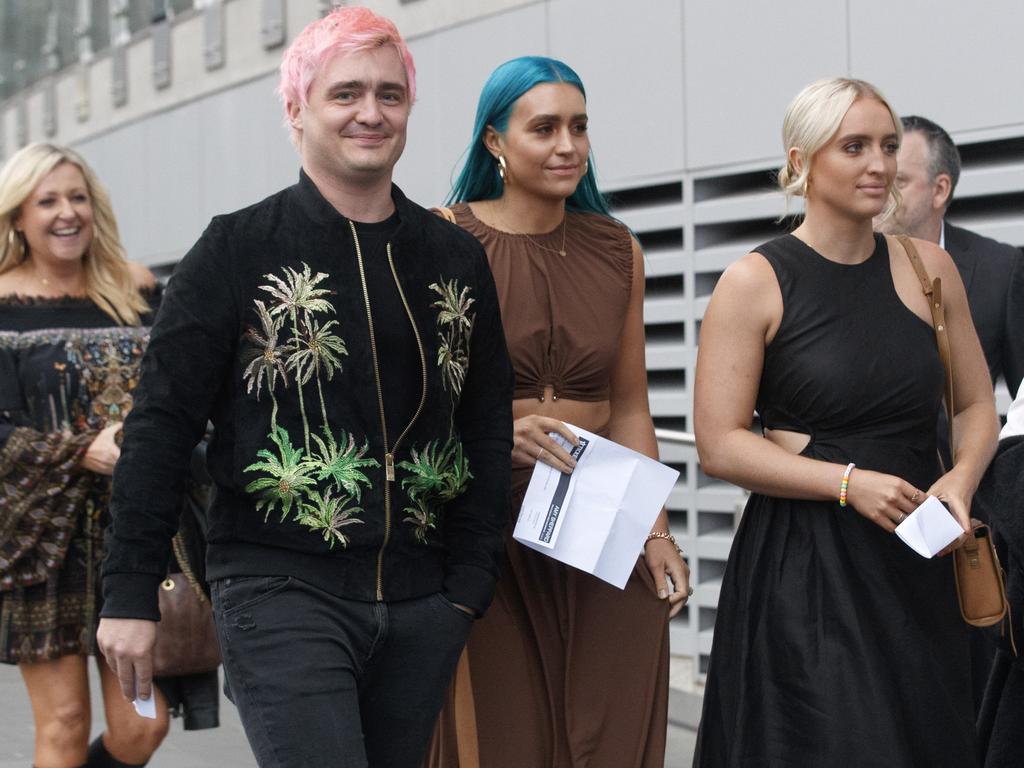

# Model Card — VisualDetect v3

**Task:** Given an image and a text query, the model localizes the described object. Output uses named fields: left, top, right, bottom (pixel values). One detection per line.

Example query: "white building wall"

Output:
left=3, top=0, right=1023, bottom=682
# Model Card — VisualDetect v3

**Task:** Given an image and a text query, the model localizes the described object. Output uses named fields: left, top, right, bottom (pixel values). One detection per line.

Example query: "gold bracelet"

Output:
left=644, top=531, right=682, bottom=556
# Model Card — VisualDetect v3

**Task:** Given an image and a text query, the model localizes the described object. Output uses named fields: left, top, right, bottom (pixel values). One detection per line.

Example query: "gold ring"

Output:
left=910, top=490, right=920, bottom=503
left=536, top=446, right=545, bottom=460
left=897, top=512, right=906, bottom=523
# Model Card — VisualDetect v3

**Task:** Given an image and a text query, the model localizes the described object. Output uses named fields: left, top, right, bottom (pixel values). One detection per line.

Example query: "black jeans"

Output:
left=210, top=576, right=473, bottom=767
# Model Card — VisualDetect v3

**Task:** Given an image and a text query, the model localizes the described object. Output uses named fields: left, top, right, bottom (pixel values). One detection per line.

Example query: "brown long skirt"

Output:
left=426, top=467, right=670, bottom=768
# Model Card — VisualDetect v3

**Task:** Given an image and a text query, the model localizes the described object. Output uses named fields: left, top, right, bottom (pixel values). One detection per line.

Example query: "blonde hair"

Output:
left=0, top=143, right=148, bottom=325
left=778, top=78, right=902, bottom=219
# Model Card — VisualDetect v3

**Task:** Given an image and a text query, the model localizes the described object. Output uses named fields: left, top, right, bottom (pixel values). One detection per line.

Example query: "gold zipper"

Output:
left=387, top=246, right=428, bottom=459
left=348, top=221, right=428, bottom=600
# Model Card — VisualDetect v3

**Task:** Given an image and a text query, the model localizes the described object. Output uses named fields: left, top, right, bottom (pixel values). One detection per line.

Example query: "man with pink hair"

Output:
left=97, top=7, right=513, bottom=766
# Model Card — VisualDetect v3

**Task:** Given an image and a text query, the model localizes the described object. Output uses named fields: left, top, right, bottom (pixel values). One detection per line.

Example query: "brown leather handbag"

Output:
left=894, top=235, right=1014, bottom=650
left=953, top=524, right=1009, bottom=626
left=152, top=533, right=221, bottom=677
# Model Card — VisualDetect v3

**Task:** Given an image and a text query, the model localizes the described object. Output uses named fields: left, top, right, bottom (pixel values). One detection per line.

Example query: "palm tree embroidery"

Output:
left=241, top=299, right=291, bottom=431
left=294, top=488, right=366, bottom=549
left=289, top=318, right=348, bottom=430
left=310, top=429, right=379, bottom=501
left=243, top=262, right=375, bottom=544
left=243, top=426, right=318, bottom=523
left=258, top=263, right=336, bottom=453
left=398, top=438, right=472, bottom=542
left=429, top=278, right=475, bottom=398
left=396, top=277, right=479, bottom=541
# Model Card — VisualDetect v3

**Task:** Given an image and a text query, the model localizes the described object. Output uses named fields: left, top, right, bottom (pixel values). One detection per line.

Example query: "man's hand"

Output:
left=97, top=618, right=158, bottom=701
left=80, top=422, right=123, bottom=476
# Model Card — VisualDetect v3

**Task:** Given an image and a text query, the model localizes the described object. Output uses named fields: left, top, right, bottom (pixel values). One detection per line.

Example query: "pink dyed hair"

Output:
left=278, top=6, right=416, bottom=144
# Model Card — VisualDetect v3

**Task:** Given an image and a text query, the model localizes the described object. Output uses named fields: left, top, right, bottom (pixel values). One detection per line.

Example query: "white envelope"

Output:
left=513, top=425, right=680, bottom=588
left=894, top=495, right=964, bottom=558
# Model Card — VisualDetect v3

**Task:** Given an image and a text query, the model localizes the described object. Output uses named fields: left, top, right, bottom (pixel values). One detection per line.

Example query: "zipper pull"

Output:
left=385, top=453, right=395, bottom=482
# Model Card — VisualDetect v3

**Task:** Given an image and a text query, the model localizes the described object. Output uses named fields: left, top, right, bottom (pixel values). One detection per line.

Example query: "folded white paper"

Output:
left=133, top=679, right=157, bottom=719
left=894, top=495, right=964, bottom=558
left=513, top=424, right=680, bottom=588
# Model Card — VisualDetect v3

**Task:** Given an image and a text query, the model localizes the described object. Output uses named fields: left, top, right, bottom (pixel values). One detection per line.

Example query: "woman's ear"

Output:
left=787, top=147, right=804, bottom=176
left=483, top=125, right=503, bottom=158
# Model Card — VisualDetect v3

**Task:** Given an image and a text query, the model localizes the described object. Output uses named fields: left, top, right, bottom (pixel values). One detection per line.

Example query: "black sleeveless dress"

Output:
left=694, top=234, right=977, bottom=767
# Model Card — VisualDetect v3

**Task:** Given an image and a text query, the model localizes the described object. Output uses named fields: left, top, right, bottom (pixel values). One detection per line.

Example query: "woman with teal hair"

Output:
left=426, top=56, right=689, bottom=767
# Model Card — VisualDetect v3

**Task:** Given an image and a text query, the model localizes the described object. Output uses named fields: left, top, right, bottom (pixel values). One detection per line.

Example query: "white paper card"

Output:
left=133, top=679, right=157, bottom=719
left=894, top=495, right=964, bottom=558
left=513, top=433, right=591, bottom=548
left=513, top=424, right=679, bottom=588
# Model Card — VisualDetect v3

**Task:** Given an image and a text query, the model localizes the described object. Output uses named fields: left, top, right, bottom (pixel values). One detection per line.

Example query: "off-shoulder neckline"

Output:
left=0, top=286, right=158, bottom=308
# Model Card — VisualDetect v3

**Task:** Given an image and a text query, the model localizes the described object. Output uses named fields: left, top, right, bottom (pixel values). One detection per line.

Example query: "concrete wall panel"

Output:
left=683, top=0, right=848, bottom=170
left=849, top=0, right=1024, bottom=135
left=548, top=0, right=685, bottom=185
left=396, top=3, right=548, bottom=206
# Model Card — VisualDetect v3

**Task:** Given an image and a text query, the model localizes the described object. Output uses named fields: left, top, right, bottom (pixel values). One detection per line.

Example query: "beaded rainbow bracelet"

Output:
left=838, top=463, right=855, bottom=507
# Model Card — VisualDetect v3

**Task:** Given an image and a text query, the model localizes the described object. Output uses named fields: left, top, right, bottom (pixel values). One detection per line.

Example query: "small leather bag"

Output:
left=152, top=533, right=221, bottom=677
left=894, top=235, right=1014, bottom=647
left=953, top=524, right=1009, bottom=627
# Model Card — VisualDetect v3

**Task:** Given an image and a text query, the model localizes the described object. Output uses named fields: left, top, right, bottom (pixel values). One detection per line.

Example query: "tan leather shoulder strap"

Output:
left=892, top=234, right=955, bottom=450
left=432, top=206, right=458, bottom=225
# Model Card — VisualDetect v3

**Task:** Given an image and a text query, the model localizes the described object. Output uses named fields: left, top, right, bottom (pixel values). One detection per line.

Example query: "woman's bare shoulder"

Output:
left=127, top=261, right=157, bottom=291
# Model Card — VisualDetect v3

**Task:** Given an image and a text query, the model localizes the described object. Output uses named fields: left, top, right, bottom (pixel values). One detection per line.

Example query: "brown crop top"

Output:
left=450, top=203, right=634, bottom=402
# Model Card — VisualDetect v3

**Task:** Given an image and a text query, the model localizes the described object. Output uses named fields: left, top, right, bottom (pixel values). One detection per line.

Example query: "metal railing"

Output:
left=655, top=428, right=695, bottom=446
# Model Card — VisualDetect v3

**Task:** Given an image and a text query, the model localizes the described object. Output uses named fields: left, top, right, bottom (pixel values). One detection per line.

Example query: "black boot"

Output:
left=85, top=736, right=148, bottom=767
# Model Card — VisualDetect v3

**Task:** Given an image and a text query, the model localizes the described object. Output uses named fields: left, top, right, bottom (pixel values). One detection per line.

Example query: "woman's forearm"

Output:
left=699, top=428, right=849, bottom=502
left=949, top=399, right=1000, bottom=496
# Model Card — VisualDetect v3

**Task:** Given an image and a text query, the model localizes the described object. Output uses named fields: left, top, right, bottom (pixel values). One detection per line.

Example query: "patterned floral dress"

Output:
left=0, top=294, right=152, bottom=664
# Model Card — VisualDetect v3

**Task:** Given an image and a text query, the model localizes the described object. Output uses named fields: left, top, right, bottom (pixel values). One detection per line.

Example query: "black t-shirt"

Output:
left=352, top=211, right=417, bottom=442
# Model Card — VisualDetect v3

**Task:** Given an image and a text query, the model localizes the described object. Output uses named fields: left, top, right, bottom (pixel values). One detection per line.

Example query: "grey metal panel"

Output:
left=395, top=3, right=548, bottom=207
left=15, top=98, right=28, bottom=147
left=76, top=127, right=151, bottom=263
left=261, top=0, right=286, bottom=50
left=196, top=75, right=297, bottom=221
left=111, top=45, right=128, bottom=107
left=548, top=0, right=685, bottom=186
left=204, top=0, right=226, bottom=71
left=43, top=78, right=58, bottom=136
left=682, top=0, right=848, bottom=170
left=74, top=64, right=90, bottom=122
left=153, top=19, right=172, bottom=89
left=75, top=69, right=297, bottom=267
left=849, top=0, right=1024, bottom=133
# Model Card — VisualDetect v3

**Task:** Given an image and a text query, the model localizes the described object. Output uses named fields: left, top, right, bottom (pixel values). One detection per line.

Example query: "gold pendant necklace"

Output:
left=499, top=210, right=568, bottom=257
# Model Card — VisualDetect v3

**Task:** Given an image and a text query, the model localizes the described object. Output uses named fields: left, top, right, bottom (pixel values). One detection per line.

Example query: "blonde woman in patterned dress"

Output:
left=0, top=143, right=168, bottom=767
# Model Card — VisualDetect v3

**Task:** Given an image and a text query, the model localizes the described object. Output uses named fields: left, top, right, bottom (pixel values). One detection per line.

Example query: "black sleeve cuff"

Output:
left=100, top=572, right=163, bottom=621
left=443, top=563, right=499, bottom=618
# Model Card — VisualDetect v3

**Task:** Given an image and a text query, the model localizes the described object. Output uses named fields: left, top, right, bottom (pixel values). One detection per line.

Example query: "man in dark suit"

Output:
left=878, top=114, right=1024, bottom=717
left=879, top=115, right=1024, bottom=404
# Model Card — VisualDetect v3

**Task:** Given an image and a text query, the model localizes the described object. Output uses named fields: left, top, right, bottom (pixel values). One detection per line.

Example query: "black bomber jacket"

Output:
left=101, top=172, right=514, bottom=620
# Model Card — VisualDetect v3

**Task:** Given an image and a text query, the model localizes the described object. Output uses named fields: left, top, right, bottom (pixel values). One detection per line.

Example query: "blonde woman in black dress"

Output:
left=693, top=79, right=998, bottom=766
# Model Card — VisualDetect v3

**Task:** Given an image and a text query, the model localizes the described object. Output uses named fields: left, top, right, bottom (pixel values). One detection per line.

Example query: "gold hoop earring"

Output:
left=497, top=155, right=510, bottom=186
